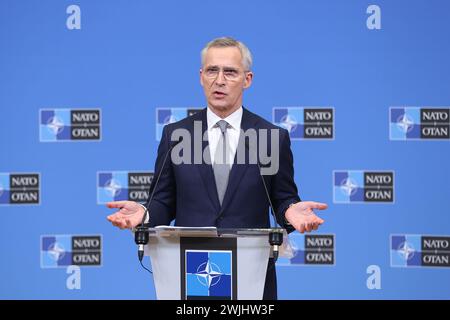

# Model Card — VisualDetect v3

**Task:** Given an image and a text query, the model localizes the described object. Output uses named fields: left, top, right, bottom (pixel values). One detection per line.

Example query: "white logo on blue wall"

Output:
left=156, top=108, right=200, bottom=141
left=333, top=170, right=394, bottom=203
left=276, top=233, right=335, bottom=266
left=165, top=114, right=178, bottom=124
left=104, top=179, right=122, bottom=198
left=273, top=107, right=303, bottom=139
left=41, top=236, right=72, bottom=268
left=390, top=107, right=420, bottom=140
left=97, top=172, right=153, bottom=204
left=396, top=114, right=414, bottom=133
left=46, top=116, right=65, bottom=135
left=273, top=107, right=334, bottom=139
left=397, top=242, right=415, bottom=261
left=40, top=109, right=101, bottom=141
left=40, top=110, right=71, bottom=141
left=390, top=235, right=422, bottom=267
left=390, top=107, right=449, bottom=140
left=333, top=171, right=364, bottom=203
left=41, top=235, right=102, bottom=268
left=340, top=178, right=358, bottom=197
left=97, top=172, right=128, bottom=203
left=280, top=114, right=298, bottom=134
left=391, top=234, right=450, bottom=268
left=47, top=241, right=66, bottom=262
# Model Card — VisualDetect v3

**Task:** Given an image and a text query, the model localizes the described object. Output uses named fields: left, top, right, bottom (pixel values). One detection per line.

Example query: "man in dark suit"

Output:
left=107, top=37, right=327, bottom=299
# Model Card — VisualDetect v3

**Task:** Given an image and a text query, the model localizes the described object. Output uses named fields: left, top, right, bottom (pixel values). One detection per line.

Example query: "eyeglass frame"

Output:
left=202, top=66, right=251, bottom=81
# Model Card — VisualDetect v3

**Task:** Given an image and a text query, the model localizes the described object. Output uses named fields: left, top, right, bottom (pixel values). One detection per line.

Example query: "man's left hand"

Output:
left=284, top=201, right=327, bottom=233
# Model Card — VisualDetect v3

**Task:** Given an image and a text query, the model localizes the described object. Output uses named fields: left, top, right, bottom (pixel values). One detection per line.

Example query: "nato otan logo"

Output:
left=97, top=171, right=154, bottom=204
left=391, top=235, right=450, bottom=268
left=40, top=108, right=101, bottom=141
left=333, top=170, right=394, bottom=203
left=0, top=173, right=40, bottom=205
left=273, top=107, right=334, bottom=140
left=390, top=107, right=450, bottom=140
left=156, top=108, right=202, bottom=140
left=277, top=234, right=335, bottom=266
left=41, top=235, right=102, bottom=268
left=185, top=250, right=232, bottom=299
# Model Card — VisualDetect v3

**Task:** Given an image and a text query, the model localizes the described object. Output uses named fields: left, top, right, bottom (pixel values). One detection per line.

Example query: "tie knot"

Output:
left=215, top=120, right=229, bottom=134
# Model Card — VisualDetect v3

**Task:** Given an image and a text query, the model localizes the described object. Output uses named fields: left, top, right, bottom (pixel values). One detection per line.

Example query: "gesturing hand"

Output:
left=106, top=201, right=146, bottom=230
left=284, top=201, right=327, bottom=233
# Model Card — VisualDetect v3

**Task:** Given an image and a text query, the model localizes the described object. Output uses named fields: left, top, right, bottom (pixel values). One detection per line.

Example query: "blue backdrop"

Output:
left=1, top=0, right=449, bottom=299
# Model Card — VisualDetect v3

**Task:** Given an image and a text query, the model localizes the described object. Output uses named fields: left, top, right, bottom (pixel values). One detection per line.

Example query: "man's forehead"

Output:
left=203, top=47, right=243, bottom=67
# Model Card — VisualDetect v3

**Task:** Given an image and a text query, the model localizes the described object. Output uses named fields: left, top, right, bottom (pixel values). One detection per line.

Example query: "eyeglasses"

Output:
left=203, top=66, right=248, bottom=81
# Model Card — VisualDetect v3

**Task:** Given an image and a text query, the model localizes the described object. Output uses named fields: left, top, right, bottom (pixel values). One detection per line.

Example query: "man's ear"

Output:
left=199, top=68, right=204, bottom=87
left=243, top=71, right=253, bottom=89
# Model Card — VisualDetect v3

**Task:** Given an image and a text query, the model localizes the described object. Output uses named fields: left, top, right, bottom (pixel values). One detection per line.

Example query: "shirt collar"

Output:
left=207, top=106, right=243, bottom=131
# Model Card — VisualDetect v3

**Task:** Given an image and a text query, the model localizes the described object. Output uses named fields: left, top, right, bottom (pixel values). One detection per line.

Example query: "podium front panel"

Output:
left=146, top=230, right=271, bottom=300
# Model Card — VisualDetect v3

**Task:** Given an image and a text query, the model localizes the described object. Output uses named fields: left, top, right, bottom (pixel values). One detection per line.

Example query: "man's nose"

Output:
left=214, top=70, right=226, bottom=86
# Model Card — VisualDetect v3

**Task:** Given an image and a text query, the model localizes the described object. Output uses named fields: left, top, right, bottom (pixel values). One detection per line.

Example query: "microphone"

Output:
left=244, top=139, right=283, bottom=262
left=135, top=136, right=184, bottom=262
left=135, top=218, right=149, bottom=262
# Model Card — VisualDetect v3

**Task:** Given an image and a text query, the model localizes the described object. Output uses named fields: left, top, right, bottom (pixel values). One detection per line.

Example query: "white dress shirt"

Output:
left=207, top=106, right=243, bottom=168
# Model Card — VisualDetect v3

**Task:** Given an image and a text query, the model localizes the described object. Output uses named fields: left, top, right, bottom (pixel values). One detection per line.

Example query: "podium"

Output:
left=142, top=226, right=289, bottom=300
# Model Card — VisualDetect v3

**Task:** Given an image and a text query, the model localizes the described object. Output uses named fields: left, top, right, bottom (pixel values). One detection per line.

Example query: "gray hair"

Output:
left=201, top=37, right=253, bottom=71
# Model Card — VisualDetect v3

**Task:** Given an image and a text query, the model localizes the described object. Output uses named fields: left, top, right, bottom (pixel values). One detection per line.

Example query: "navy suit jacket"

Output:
left=145, top=107, right=300, bottom=299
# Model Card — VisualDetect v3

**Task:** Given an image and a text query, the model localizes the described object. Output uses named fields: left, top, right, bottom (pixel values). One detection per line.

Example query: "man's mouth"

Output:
left=213, top=91, right=227, bottom=98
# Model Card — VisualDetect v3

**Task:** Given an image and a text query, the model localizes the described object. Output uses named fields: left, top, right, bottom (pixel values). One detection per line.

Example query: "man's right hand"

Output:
left=106, top=201, right=146, bottom=230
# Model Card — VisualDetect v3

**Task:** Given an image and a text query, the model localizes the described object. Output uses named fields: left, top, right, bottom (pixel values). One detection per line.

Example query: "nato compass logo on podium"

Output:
left=333, top=170, right=394, bottom=203
left=391, top=235, right=450, bottom=268
left=273, top=107, right=334, bottom=140
left=156, top=108, right=202, bottom=141
left=41, top=235, right=102, bottom=268
left=39, top=108, right=101, bottom=141
left=97, top=171, right=154, bottom=204
left=390, top=107, right=449, bottom=140
left=277, top=234, right=335, bottom=266
left=0, top=173, right=40, bottom=205
left=185, top=250, right=232, bottom=299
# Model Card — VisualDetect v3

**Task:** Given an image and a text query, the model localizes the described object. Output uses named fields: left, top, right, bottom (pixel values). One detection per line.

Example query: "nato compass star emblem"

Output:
left=280, top=114, right=298, bottom=133
left=340, top=178, right=358, bottom=196
left=396, top=114, right=414, bottom=133
left=46, top=116, right=64, bottom=135
left=195, top=260, right=224, bottom=288
left=47, top=242, right=66, bottom=262
left=398, top=242, right=415, bottom=261
left=104, top=179, right=122, bottom=197
left=163, top=114, right=178, bottom=125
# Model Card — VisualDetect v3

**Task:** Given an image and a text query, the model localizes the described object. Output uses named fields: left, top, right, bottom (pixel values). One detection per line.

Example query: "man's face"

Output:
left=200, top=47, right=253, bottom=116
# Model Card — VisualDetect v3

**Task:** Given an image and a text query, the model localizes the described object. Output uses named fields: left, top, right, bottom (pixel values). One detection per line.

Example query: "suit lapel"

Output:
left=219, top=108, right=258, bottom=214
left=195, top=109, right=221, bottom=211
